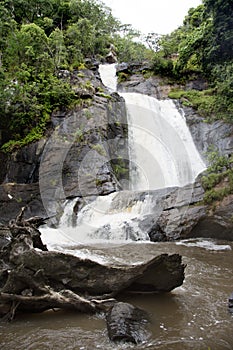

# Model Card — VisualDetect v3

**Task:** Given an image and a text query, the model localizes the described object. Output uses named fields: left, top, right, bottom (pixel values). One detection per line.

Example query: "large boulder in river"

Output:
left=106, top=302, right=149, bottom=344
left=228, top=292, right=233, bottom=313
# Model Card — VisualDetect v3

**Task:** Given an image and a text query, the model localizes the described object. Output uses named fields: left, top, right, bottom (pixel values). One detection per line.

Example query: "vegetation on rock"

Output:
left=201, top=148, right=233, bottom=204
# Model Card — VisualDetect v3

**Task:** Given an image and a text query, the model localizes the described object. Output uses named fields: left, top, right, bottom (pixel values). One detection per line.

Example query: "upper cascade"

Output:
left=98, top=63, right=117, bottom=92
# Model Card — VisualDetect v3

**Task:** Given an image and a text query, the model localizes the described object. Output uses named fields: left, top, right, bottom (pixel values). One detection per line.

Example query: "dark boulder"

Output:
left=228, top=292, right=233, bottom=313
left=148, top=223, right=167, bottom=242
left=106, top=302, right=149, bottom=344
left=106, top=52, right=117, bottom=64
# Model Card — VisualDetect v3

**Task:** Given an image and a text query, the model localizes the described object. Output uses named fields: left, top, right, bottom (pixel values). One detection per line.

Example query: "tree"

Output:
left=4, top=23, right=51, bottom=74
left=142, top=32, right=161, bottom=52
left=49, top=28, right=68, bottom=70
left=203, top=0, right=233, bottom=63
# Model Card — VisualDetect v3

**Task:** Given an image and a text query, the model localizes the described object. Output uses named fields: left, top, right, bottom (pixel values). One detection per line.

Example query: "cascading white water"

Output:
left=98, top=64, right=118, bottom=92
left=122, top=92, right=206, bottom=191
left=41, top=64, right=206, bottom=247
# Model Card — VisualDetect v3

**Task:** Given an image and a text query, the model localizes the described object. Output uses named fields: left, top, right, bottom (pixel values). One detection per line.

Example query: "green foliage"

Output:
left=203, top=0, right=233, bottom=64
left=113, top=35, right=152, bottom=63
left=152, top=55, right=174, bottom=77
left=1, top=112, right=50, bottom=153
left=49, top=28, right=68, bottom=69
left=111, top=156, right=128, bottom=181
left=97, top=92, right=112, bottom=99
left=90, top=143, right=107, bottom=157
left=203, top=187, right=231, bottom=204
left=117, top=72, right=130, bottom=83
left=1, top=0, right=232, bottom=152
left=154, top=1, right=233, bottom=122
left=201, top=148, right=233, bottom=204
left=206, top=148, right=232, bottom=173
left=0, top=0, right=128, bottom=151
left=168, top=89, right=217, bottom=118
left=202, top=173, right=224, bottom=191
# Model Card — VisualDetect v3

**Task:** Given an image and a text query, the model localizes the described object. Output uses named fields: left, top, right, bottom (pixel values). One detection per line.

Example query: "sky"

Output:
left=103, top=0, right=202, bottom=35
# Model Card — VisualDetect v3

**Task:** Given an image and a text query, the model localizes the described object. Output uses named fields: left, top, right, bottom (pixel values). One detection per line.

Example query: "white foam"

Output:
left=176, top=239, right=231, bottom=251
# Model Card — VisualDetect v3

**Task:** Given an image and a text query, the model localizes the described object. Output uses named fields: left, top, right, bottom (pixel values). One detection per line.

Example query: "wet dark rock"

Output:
left=3, top=139, right=46, bottom=184
left=187, top=194, right=233, bottom=241
left=117, top=65, right=173, bottom=99
left=0, top=227, right=11, bottom=251
left=148, top=223, right=167, bottom=242
left=106, top=302, right=149, bottom=344
left=10, top=250, right=184, bottom=295
left=0, top=183, right=47, bottom=225
left=128, top=254, right=185, bottom=293
left=228, top=292, right=233, bottom=313
left=116, top=62, right=152, bottom=75
left=184, top=78, right=208, bottom=91
left=118, top=74, right=163, bottom=98
left=106, top=52, right=117, bottom=64
left=111, top=181, right=207, bottom=241
left=105, top=44, right=117, bottom=64
left=0, top=152, right=7, bottom=183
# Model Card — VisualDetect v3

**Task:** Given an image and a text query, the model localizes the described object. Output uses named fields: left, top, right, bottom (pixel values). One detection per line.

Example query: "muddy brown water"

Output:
left=0, top=239, right=233, bottom=350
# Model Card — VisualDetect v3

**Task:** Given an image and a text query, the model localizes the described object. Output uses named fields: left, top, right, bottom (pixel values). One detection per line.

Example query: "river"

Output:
left=0, top=239, right=233, bottom=350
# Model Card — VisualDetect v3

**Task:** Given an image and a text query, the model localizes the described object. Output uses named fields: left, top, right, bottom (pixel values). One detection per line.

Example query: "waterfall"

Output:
left=41, top=64, right=206, bottom=247
left=122, top=92, right=205, bottom=191
left=97, top=63, right=205, bottom=191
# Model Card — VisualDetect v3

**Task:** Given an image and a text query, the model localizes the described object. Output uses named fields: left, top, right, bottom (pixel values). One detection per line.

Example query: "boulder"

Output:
left=106, top=52, right=117, bottom=64
left=228, top=292, right=233, bottom=313
left=106, top=302, right=149, bottom=344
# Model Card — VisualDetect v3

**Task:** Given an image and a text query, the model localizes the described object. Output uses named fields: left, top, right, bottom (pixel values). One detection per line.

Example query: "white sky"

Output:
left=103, top=0, right=202, bottom=34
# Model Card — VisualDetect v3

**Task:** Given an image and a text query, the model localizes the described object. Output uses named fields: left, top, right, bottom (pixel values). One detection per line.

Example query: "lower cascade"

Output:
left=41, top=64, right=206, bottom=248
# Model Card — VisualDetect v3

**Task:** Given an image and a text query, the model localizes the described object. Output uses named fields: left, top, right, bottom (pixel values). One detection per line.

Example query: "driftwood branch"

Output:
left=0, top=290, right=97, bottom=313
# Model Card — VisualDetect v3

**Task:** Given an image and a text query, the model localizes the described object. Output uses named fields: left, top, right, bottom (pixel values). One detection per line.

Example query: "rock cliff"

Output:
left=0, top=64, right=129, bottom=223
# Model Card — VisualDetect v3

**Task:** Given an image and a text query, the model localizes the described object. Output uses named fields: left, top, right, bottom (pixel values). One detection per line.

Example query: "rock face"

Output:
left=188, top=193, right=233, bottom=241
left=0, top=66, right=129, bottom=223
left=0, top=183, right=47, bottom=224
left=183, top=106, right=233, bottom=158
left=117, top=62, right=176, bottom=99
